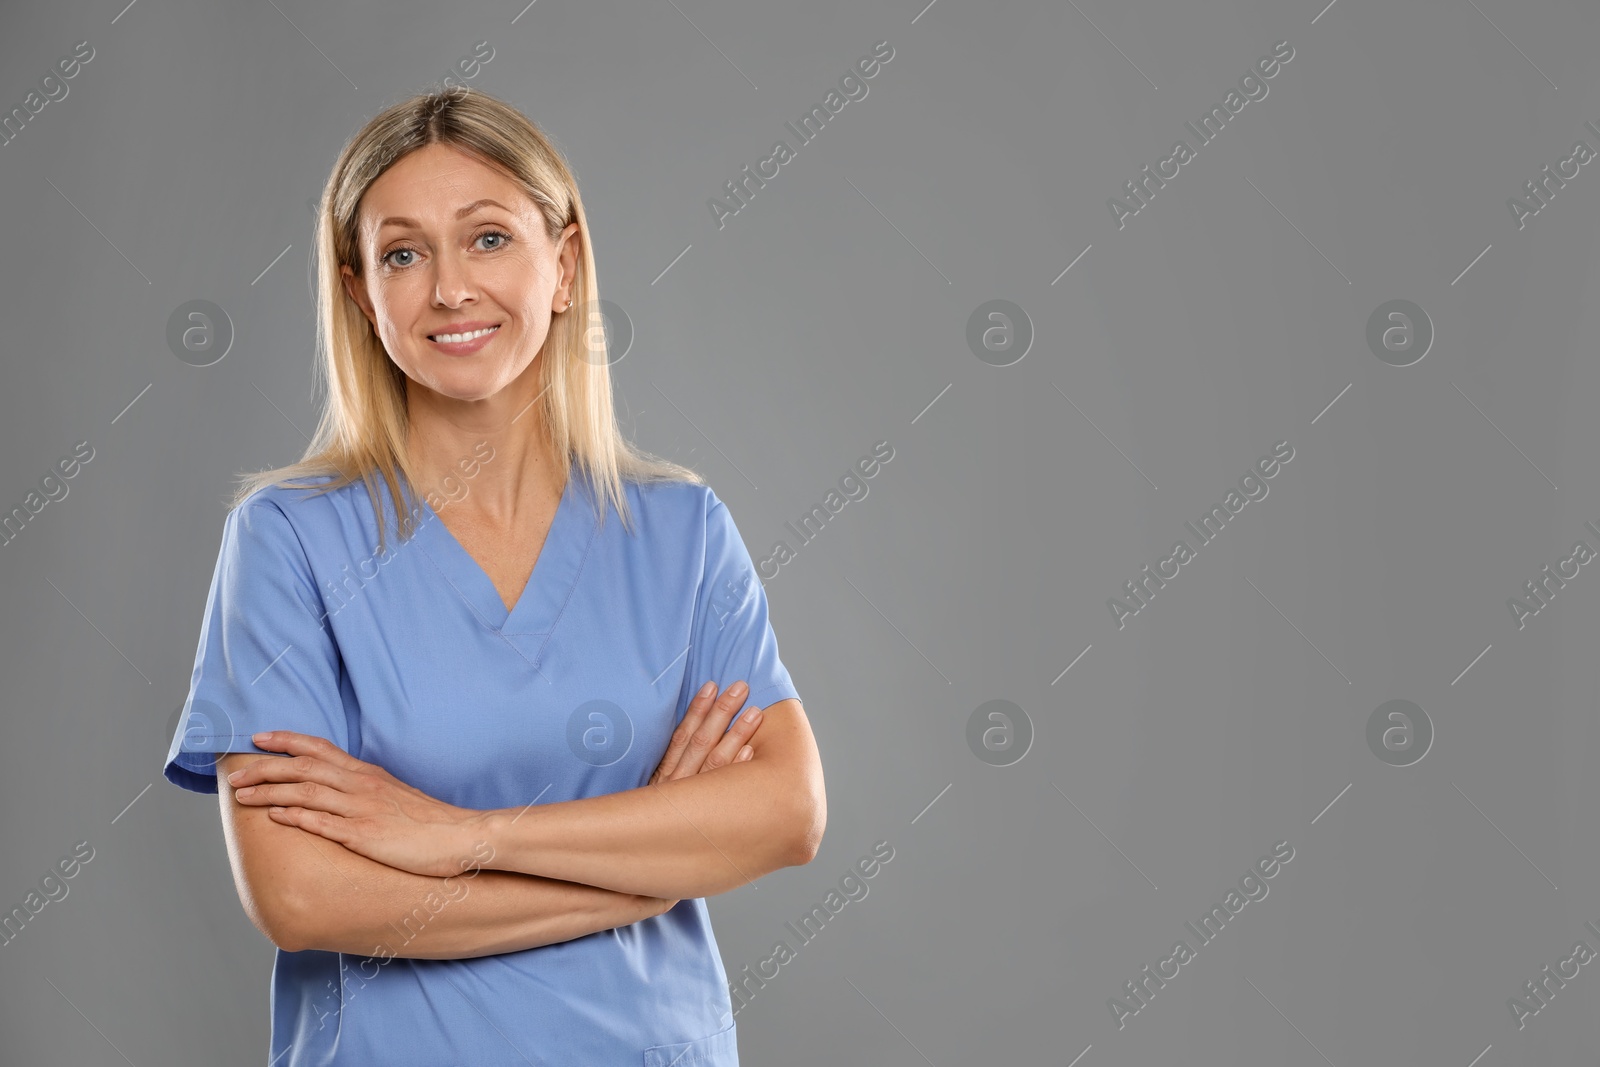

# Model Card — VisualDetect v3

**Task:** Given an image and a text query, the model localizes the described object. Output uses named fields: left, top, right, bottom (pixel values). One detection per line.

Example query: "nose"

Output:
left=432, top=250, right=475, bottom=307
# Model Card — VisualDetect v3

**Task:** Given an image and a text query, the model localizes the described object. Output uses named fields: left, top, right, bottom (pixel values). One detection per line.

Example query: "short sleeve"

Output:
left=162, top=499, right=355, bottom=795
left=680, top=490, right=801, bottom=722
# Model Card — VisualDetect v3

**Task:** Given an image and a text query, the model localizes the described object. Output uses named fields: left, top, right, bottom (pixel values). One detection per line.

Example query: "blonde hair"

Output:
left=232, top=84, right=701, bottom=552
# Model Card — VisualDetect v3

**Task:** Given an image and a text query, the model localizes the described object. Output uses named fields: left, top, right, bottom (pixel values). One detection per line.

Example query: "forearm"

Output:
left=284, top=832, right=670, bottom=959
left=475, top=760, right=809, bottom=899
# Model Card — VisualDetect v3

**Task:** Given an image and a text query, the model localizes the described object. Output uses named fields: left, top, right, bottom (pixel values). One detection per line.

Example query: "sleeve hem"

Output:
left=163, top=745, right=287, bottom=796
left=747, top=682, right=801, bottom=711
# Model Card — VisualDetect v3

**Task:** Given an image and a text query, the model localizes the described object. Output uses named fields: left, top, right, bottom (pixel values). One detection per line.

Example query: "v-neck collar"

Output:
left=411, top=466, right=598, bottom=638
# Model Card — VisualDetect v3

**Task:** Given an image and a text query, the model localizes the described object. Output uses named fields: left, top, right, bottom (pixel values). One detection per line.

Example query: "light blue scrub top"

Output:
left=163, top=465, right=801, bottom=1066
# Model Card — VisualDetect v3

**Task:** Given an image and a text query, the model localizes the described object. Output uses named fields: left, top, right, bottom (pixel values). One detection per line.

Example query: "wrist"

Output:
left=458, top=808, right=506, bottom=874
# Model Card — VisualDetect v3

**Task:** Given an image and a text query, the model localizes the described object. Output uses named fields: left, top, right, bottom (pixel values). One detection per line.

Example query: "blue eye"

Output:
left=379, top=229, right=513, bottom=270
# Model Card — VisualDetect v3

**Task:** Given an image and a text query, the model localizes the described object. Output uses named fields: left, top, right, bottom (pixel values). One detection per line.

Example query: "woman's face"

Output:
left=340, top=142, right=580, bottom=405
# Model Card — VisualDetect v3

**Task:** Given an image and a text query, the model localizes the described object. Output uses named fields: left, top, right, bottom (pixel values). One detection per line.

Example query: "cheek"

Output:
left=369, top=283, right=425, bottom=334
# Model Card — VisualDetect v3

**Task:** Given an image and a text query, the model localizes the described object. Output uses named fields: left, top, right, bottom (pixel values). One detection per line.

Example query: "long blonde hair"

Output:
left=233, top=84, right=701, bottom=553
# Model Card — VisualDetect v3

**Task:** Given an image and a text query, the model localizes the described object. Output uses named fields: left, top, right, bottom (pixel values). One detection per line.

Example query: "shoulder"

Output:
left=626, top=477, right=723, bottom=525
left=612, top=478, right=751, bottom=557
left=236, top=473, right=347, bottom=518
left=226, top=475, right=371, bottom=557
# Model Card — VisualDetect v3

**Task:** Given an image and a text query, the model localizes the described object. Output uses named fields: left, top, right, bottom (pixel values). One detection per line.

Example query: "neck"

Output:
left=405, top=397, right=567, bottom=526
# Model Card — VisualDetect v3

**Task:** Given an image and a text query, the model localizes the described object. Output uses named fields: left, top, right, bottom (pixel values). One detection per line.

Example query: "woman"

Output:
left=162, top=85, right=826, bottom=1066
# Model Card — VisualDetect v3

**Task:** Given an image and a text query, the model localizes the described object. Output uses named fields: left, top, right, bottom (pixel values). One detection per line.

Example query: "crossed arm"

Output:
left=217, top=686, right=825, bottom=958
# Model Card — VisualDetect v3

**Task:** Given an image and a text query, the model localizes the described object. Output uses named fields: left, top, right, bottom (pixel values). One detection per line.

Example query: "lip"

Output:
left=427, top=322, right=501, bottom=355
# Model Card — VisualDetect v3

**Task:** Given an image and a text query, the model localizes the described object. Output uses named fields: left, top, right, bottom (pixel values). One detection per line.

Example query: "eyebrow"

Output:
left=378, top=198, right=513, bottom=230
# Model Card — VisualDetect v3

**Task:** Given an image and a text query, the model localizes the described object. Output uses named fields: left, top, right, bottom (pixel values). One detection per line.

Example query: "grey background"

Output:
left=1, top=0, right=1597, bottom=1063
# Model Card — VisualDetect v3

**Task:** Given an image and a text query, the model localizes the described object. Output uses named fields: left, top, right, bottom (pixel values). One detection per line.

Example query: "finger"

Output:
left=700, top=703, right=764, bottom=773
left=251, top=731, right=367, bottom=772
left=653, top=682, right=720, bottom=783
left=267, top=805, right=354, bottom=846
left=235, top=777, right=361, bottom=818
left=226, top=754, right=356, bottom=793
left=668, top=681, right=749, bottom=780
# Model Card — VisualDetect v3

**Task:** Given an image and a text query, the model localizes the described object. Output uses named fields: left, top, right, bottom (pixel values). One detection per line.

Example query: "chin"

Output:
left=414, top=365, right=505, bottom=402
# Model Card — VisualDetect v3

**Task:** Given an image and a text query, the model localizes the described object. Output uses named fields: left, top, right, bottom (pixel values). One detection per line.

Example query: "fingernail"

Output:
left=252, top=731, right=272, bottom=742
left=731, top=681, right=748, bottom=697
left=698, top=681, right=716, bottom=698
left=226, top=770, right=243, bottom=783
left=738, top=746, right=753, bottom=761
left=236, top=787, right=256, bottom=798
left=745, top=707, right=763, bottom=725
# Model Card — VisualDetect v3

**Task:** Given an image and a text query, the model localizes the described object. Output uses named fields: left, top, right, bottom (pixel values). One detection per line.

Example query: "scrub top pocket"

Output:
left=643, top=1018, right=739, bottom=1067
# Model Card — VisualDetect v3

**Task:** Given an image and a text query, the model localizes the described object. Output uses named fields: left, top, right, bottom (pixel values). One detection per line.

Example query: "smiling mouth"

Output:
left=428, top=324, right=501, bottom=342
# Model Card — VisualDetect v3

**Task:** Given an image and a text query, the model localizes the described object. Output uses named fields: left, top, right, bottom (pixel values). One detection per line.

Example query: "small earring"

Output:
left=565, top=296, right=573, bottom=310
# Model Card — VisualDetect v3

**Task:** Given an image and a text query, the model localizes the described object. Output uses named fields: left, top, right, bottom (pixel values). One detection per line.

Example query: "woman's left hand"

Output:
left=227, top=731, right=488, bottom=879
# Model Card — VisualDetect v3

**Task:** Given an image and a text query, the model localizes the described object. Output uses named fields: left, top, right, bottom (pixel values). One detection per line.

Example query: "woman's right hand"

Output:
left=648, top=680, right=762, bottom=786
left=644, top=681, right=764, bottom=916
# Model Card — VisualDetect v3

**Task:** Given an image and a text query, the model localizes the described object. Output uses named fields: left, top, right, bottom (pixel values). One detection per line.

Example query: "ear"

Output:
left=555, top=223, right=581, bottom=307
left=340, top=264, right=375, bottom=327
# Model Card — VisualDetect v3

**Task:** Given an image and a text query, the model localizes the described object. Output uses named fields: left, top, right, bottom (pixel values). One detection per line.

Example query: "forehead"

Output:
left=360, top=144, right=530, bottom=233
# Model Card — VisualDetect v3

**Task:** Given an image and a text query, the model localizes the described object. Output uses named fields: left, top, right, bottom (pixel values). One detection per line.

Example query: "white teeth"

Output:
left=433, top=325, right=498, bottom=343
